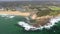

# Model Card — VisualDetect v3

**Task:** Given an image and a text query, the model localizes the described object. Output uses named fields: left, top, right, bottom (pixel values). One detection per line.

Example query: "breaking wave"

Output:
left=18, top=16, right=60, bottom=31
left=0, top=14, right=15, bottom=18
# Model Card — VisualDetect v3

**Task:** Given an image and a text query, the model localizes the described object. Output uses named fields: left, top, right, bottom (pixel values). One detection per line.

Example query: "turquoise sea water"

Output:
left=0, top=16, right=60, bottom=34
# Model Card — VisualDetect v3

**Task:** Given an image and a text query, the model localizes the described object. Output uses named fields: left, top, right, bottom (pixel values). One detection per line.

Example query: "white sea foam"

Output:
left=18, top=21, right=36, bottom=31
left=0, top=14, right=15, bottom=18
left=9, top=16, right=15, bottom=18
left=18, top=16, right=60, bottom=31
left=44, top=16, right=60, bottom=28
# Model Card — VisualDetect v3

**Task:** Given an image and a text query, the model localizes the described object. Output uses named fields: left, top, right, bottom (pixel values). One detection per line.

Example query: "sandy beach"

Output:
left=0, top=11, right=31, bottom=16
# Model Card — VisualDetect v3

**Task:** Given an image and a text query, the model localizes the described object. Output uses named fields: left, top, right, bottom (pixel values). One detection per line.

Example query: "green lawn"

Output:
left=48, top=6, right=60, bottom=10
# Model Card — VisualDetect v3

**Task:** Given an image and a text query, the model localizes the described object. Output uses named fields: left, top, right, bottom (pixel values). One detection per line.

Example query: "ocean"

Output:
left=0, top=15, right=60, bottom=34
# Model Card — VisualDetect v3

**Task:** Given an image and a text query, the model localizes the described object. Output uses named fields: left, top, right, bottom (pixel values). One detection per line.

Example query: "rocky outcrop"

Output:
left=32, top=15, right=53, bottom=27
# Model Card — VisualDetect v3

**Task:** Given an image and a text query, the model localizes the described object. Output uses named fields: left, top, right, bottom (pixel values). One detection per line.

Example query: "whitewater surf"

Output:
left=18, top=16, right=60, bottom=31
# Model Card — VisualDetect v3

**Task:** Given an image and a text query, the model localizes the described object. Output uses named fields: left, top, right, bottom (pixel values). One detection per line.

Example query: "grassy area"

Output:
left=36, top=6, right=60, bottom=17
left=48, top=6, right=60, bottom=16
left=48, top=6, right=60, bottom=10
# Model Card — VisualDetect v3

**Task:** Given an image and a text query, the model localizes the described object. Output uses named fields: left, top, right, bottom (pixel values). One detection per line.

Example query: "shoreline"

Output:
left=0, top=11, right=60, bottom=31
left=0, top=11, right=31, bottom=17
